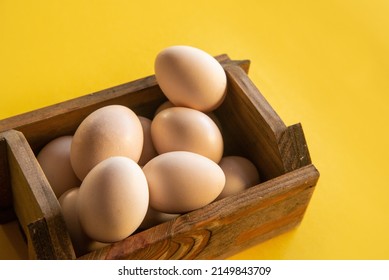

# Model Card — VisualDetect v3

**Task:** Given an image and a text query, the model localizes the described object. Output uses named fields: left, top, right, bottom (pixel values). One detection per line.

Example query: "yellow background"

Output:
left=1, top=0, right=388, bottom=259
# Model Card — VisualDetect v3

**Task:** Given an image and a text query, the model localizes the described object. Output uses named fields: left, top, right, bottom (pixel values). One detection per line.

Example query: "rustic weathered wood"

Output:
left=80, top=164, right=318, bottom=260
left=216, top=64, right=287, bottom=181
left=2, top=129, right=75, bottom=259
left=27, top=218, right=56, bottom=259
left=0, top=55, right=319, bottom=259
left=278, top=123, right=312, bottom=172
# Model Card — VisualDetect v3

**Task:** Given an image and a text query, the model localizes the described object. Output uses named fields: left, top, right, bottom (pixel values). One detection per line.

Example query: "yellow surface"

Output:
left=1, top=0, right=388, bottom=260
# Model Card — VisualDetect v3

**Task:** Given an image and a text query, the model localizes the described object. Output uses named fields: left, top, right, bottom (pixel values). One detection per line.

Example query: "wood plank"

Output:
left=215, top=64, right=287, bottom=181
left=3, top=129, right=75, bottom=259
left=79, top=164, right=319, bottom=260
left=278, top=123, right=313, bottom=172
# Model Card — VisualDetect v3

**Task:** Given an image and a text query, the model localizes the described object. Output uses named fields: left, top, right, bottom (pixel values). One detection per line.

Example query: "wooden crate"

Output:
left=0, top=55, right=319, bottom=259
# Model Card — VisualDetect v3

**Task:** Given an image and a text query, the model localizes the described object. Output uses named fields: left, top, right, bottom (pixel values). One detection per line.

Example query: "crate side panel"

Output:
left=278, top=123, right=313, bottom=172
left=4, top=130, right=75, bottom=259
left=215, top=65, right=287, bottom=181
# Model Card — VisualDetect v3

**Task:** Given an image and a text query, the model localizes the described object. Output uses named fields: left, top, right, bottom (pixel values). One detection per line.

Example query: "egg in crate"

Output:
left=58, top=187, right=108, bottom=256
left=36, top=135, right=81, bottom=198
left=77, top=156, right=149, bottom=243
left=70, top=105, right=143, bottom=180
left=142, top=151, right=226, bottom=214
left=137, top=116, right=158, bottom=166
left=151, top=107, right=224, bottom=163
left=216, top=156, right=261, bottom=200
left=154, top=45, right=227, bottom=112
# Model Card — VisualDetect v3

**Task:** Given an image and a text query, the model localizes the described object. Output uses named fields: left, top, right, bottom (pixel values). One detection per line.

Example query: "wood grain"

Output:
left=278, top=123, right=312, bottom=172
left=2, top=130, right=75, bottom=259
left=215, top=64, right=287, bottom=181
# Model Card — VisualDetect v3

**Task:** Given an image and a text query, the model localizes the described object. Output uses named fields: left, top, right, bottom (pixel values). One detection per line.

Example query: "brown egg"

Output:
left=151, top=107, right=224, bottom=163
left=77, top=156, right=149, bottom=243
left=58, top=188, right=108, bottom=256
left=37, top=136, right=81, bottom=198
left=154, top=45, right=227, bottom=112
left=142, top=151, right=225, bottom=214
left=139, top=207, right=179, bottom=230
left=70, top=105, right=143, bottom=180
left=137, top=116, right=158, bottom=166
left=216, top=156, right=260, bottom=200
left=207, top=111, right=223, bottom=132
left=154, top=100, right=174, bottom=116
left=155, top=100, right=223, bottom=132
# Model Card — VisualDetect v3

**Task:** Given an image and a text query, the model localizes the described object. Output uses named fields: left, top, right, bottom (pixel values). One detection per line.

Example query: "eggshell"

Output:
left=58, top=188, right=107, bottom=256
left=154, top=100, right=174, bottom=116
left=139, top=207, right=179, bottom=230
left=154, top=45, right=227, bottom=112
left=37, top=136, right=81, bottom=198
left=207, top=111, right=223, bottom=133
left=137, top=116, right=158, bottom=166
left=155, top=100, right=223, bottom=131
left=151, top=107, right=224, bottom=163
left=216, top=156, right=260, bottom=200
left=70, top=105, right=143, bottom=180
left=77, top=156, right=149, bottom=243
left=142, top=151, right=225, bottom=213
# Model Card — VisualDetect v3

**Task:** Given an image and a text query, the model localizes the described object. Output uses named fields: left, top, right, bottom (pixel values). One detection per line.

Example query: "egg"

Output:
left=155, top=100, right=223, bottom=132
left=137, top=116, right=158, bottom=166
left=70, top=105, right=143, bottom=180
left=216, top=156, right=260, bottom=200
left=77, top=156, right=149, bottom=243
left=139, top=207, right=179, bottom=230
left=151, top=107, right=224, bottom=163
left=37, top=136, right=81, bottom=198
left=142, top=151, right=225, bottom=213
left=154, top=100, right=174, bottom=116
left=154, top=45, right=227, bottom=112
left=58, top=188, right=107, bottom=256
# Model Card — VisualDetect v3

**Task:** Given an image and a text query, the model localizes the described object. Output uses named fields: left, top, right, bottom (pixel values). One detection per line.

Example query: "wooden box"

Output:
left=0, top=55, right=319, bottom=259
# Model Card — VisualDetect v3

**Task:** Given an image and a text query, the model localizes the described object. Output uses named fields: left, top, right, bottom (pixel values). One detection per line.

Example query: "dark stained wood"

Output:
left=278, top=123, right=313, bottom=172
left=0, top=136, right=15, bottom=223
left=27, top=218, right=56, bottom=259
